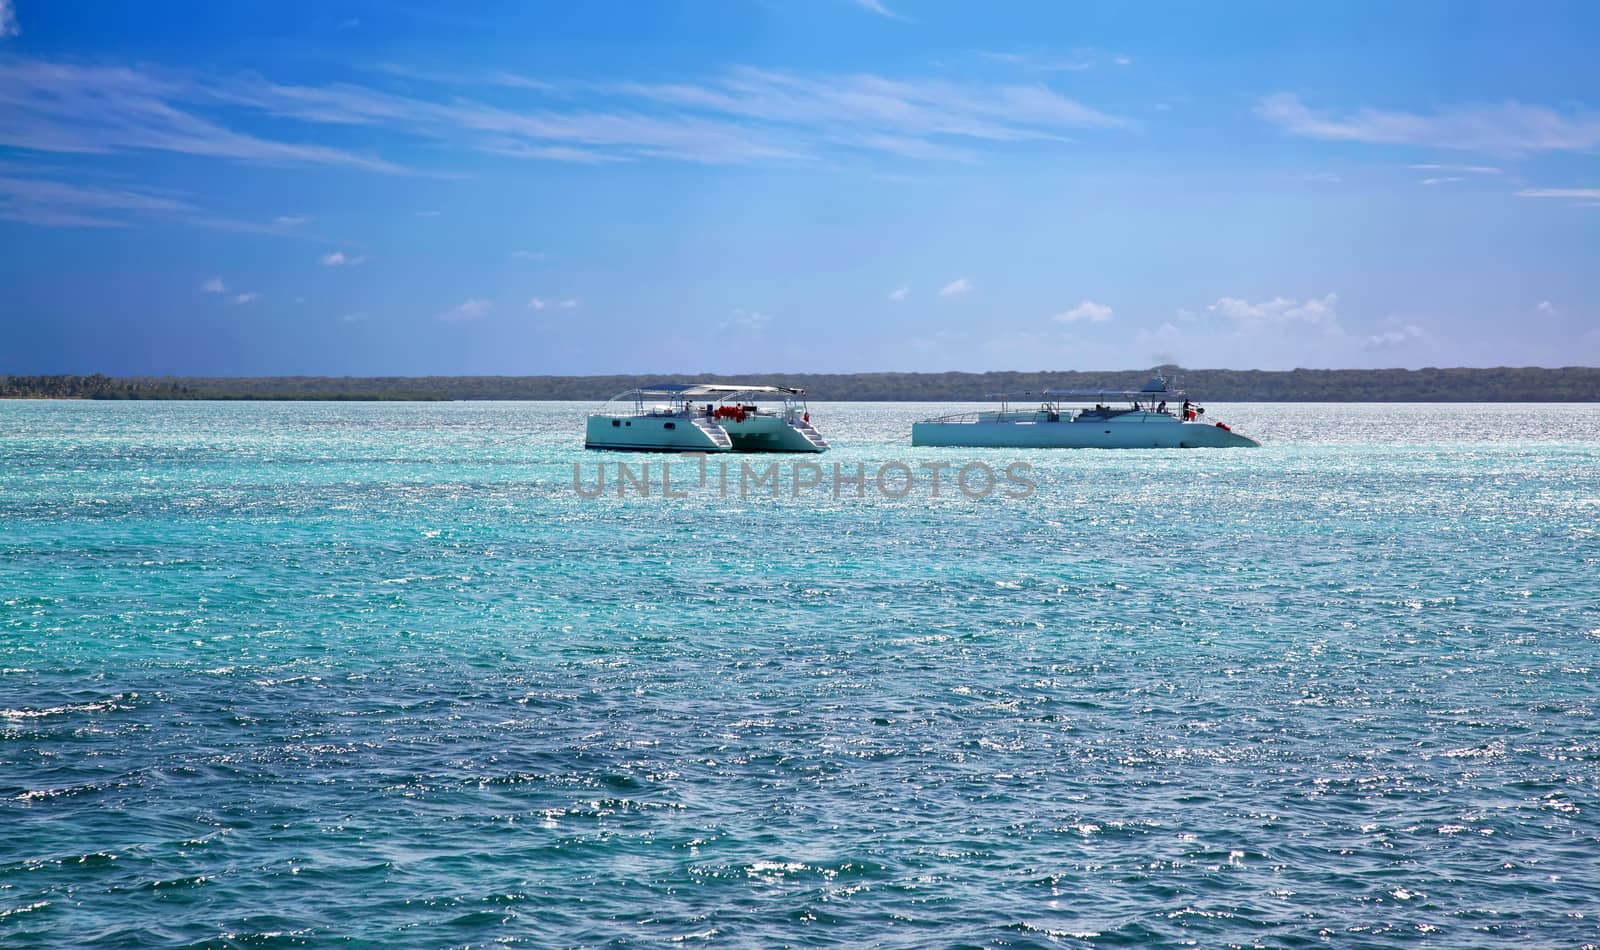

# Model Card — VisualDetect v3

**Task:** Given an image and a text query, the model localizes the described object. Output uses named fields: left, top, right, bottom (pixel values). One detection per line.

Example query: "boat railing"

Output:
left=920, top=404, right=1194, bottom=425
left=919, top=408, right=1059, bottom=425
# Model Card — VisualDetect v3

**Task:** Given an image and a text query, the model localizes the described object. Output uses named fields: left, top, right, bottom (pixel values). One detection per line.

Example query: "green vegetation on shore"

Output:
left=4, top=367, right=1599, bottom=402
left=0, top=374, right=447, bottom=401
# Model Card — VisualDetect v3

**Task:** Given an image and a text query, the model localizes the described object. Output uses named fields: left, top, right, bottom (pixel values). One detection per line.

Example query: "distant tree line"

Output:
left=4, top=367, right=1599, bottom=402
left=0, top=374, right=446, bottom=401
left=0, top=374, right=197, bottom=399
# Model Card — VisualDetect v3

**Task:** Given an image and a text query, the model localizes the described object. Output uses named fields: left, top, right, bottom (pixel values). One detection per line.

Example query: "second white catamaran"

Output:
left=911, top=373, right=1259, bottom=449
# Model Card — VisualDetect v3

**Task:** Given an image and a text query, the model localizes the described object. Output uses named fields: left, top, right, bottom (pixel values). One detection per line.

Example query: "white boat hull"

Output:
left=720, top=413, right=829, bottom=452
left=912, top=412, right=1258, bottom=448
left=585, top=414, right=731, bottom=452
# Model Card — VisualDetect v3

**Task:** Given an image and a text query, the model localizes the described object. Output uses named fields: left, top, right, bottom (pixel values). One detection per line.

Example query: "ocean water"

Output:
left=2, top=400, right=1598, bottom=948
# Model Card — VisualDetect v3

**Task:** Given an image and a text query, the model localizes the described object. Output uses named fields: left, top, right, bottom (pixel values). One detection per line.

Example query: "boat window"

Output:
left=612, top=419, right=620, bottom=427
left=664, top=422, right=676, bottom=429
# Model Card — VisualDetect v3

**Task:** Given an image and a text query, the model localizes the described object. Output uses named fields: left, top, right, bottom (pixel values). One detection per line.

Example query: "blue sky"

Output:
left=1, top=0, right=1597, bottom=375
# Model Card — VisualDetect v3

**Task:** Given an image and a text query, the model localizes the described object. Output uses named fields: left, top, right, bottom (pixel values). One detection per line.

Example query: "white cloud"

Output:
left=1363, top=323, right=1425, bottom=349
left=939, top=278, right=974, bottom=297
left=320, top=250, right=365, bottom=267
left=1256, top=93, right=1600, bottom=154
left=1408, top=163, right=1502, bottom=175
left=231, top=292, right=258, bottom=305
left=437, top=298, right=493, bottom=322
left=1054, top=299, right=1113, bottom=323
left=339, top=312, right=368, bottom=323
left=274, top=215, right=310, bottom=227
left=1516, top=187, right=1600, bottom=201
left=1130, top=292, right=1408, bottom=369
left=510, top=249, right=549, bottom=261
left=202, top=276, right=227, bottom=294
left=719, top=308, right=771, bottom=331
left=1208, top=293, right=1339, bottom=329
left=1537, top=300, right=1555, bottom=314
left=527, top=297, right=578, bottom=311
left=0, top=0, right=16, bottom=38
left=1420, top=176, right=1465, bottom=186
left=889, top=285, right=910, bottom=301
left=852, top=0, right=906, bottom=20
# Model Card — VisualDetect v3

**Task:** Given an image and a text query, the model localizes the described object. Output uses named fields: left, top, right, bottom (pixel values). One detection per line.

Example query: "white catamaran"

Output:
left=911, top=373, right=1259, bottom=449
left=584, top=383, right=829, bottom=453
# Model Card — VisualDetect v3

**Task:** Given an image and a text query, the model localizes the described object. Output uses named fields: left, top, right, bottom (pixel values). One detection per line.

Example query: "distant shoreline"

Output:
left=4, top=367, right=1600, bottom=402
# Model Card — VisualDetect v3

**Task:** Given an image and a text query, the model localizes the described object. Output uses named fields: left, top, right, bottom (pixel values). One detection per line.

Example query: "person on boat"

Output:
left=1182, top=399, right=1193, bottom=420
left=1157, top=400, right=1167, bottom=414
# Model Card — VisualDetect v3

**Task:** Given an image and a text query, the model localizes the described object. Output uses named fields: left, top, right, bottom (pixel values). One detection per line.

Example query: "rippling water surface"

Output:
left=2, top=401, right=1598, bottom=947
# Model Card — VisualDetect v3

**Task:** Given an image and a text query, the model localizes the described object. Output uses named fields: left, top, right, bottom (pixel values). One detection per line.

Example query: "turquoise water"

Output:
left=3, top=401, right=1598, bottom=947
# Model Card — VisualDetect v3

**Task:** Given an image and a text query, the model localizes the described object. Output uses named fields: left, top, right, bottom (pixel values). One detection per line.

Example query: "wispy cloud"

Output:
left=0, top=172, right=194, bottom=227
left=1054, top=299, right=1113, bottom=323
left=1363, top=323, right=1425, bottom=349
left=274, top=214, right=311, bottom=227
left=510, top=249, right=549, bottom=261
left=437, top=298, right=493, bottom=321
left=527, top=297, right=578, bottom=311
left=1, top=56, right=1134, bottom=176
left=719, top=308, right=771, bottom=331
left=889, top=285, right=910, bottom=301
left=1516, top=187, right=1600, bottom=200
left=1536, top=300, right=1556, bottom=314
left=982, top=50, right=1131, bottom=73
left=202, top=276, right=227, bottom=294
left=1, top=0, right=18, bottom=38
left=225, top=64, right=1131, bottom=165
left=320, top=250, right=365, bottom=267
left=852, top=0, right=907, bottom=21
left=939, top=278, right=974, bottom=297
left=1408, top=163, right=1502, bottom=175
left=1420, top=176, right=1464, bottom=186
left=231, top=292, right=258, bottom=305
left=0, top=59, right=408, bottom=173
left=1256, top=93, right=1600, bottom=154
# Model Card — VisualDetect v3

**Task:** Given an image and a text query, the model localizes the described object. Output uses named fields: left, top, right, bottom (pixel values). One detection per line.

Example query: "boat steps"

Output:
left=692, top=418, right=734, bottom=448
left=790, top=420, right=830, bottom=450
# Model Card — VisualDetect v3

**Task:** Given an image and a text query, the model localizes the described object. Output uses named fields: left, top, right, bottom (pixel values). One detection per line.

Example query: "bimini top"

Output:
left=602, top=383, right=807, bottom=406
left=629, top=383, right=803, bottom=397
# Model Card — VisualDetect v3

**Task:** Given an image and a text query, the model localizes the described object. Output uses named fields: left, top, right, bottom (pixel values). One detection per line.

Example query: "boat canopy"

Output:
left=628, top=383, right=803, bottom=398
left=596, top=383, right=809, bottom=412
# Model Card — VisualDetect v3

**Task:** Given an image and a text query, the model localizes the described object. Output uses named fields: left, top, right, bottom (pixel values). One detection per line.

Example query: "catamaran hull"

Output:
left=911, top=419, right=1259, bottom=449
left=719, top=414, right=829, bottom=452
left=585, top=415, right=730, bottom=452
